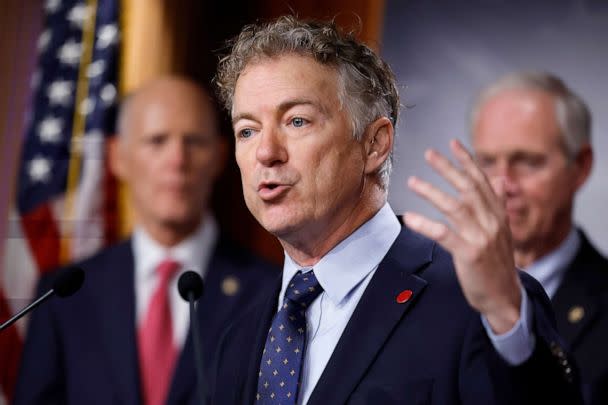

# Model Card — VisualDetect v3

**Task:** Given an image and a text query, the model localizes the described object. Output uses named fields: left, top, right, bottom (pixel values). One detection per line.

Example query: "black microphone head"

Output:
left=178, top=271, right=204, bottom=301
left=53, top=267, right=85, bottom=298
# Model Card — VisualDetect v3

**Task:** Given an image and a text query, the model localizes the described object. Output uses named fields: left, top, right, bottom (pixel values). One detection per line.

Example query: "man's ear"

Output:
left=363, top=116, right=394, bottom=175
left=573, top=143, right=593, bottom=191
left=108, top=136, right=127, bottom=180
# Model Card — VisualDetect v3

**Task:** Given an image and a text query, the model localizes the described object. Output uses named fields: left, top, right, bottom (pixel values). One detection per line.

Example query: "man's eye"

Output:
left=148, top=135, right=166, bottom=145
left=239, top=128, right=253, bottom=138
left=291, top=117, right=306, bottom=127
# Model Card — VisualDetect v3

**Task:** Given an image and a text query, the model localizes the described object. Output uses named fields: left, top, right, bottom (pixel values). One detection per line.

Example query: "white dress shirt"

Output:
left=524, top=228, right=580, bottom=299
left=133, top=216, right=218, bottom=349
left=278, top=203, right=534, bottom=404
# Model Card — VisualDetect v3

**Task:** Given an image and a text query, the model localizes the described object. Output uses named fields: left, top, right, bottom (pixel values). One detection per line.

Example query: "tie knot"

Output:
left=284, top=271, right=323, bottom=308
left=156, top=259, right=181, bottom=281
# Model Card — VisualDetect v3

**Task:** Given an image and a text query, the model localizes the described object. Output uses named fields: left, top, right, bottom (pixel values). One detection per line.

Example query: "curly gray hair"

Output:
left=214, top=15, right=400, bottom=189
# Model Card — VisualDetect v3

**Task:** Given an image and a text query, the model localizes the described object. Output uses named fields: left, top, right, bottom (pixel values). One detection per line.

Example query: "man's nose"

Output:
left=166, top=137, right=188, bottom=168
left=256, top=126, right=287, bottom=167
left=492, top=163, right=520, bottom=195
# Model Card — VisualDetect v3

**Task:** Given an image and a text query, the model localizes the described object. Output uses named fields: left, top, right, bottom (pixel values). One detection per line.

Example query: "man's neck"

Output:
left=514, top=224, right=573, bottom=268
left=281, top=193, right=386, bottom=267
left=139, top=217, right=203, bottom=248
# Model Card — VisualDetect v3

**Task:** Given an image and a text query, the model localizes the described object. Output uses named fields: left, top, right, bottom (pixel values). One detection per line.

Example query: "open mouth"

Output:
left=258, top=182, right=289, bottom=201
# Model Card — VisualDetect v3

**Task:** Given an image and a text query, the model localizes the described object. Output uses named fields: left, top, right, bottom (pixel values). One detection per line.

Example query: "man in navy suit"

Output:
left=14, top=76, right=277, bottom=405
left=210, top=16, right=583, bottom=404
left=470, top=71, right=608, bottom=404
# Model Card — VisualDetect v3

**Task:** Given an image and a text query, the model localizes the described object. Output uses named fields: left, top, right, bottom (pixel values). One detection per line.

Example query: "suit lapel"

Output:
left=308, top=228, right=433, bottom=404
left=242, top=278, right=283, bottom=405
left=552, top=234, right=604, bottom=349
left=96, top=241, right=142, bottom=404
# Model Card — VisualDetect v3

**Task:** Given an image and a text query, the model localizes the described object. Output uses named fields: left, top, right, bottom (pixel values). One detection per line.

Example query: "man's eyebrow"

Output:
left=232, top=112, right=256, bottom=126
left=231, top=98, right=327, bottom=125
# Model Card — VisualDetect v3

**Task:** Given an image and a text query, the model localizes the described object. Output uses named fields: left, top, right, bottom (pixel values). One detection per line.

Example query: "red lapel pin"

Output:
left=396, top=289, right=413, bottom=304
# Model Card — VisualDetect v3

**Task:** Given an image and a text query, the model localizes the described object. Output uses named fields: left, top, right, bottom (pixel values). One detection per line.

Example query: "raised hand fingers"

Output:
left=425, top=141, right=501, bottom=228
left=407, top=176, right=484, bottom=239
left=402, top=211, right=464, bottom=253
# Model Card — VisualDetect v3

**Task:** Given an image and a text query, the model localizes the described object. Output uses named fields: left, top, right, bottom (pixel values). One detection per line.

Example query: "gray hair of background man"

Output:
left=469, top=71, right=591, bottom=159
left=214, top=15, right=400, bottom=190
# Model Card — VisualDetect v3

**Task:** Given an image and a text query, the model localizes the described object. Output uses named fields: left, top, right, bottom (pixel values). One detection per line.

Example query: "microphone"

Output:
left=0, top=266, right=85, bottom=332
left=177, top=271, right=206, bottom=405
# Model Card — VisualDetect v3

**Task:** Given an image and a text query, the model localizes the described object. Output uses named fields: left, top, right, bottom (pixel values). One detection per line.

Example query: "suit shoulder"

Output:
left=36, top=239, right=132, bottom=294
left=566, top=230, right=608, bottom=292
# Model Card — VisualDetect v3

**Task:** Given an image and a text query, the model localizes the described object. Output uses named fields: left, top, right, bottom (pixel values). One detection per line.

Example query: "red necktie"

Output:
left=138, top=259, right=181, bottom=405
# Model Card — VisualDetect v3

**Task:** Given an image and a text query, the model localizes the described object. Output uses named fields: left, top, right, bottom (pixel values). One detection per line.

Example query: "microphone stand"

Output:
left=188, top=291, right=206, bottom=405
left=0, top=290, right=53, bottom=332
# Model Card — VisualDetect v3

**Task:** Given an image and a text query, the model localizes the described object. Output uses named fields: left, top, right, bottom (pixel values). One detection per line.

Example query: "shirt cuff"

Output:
left=481, top=285, right=536, bottom=366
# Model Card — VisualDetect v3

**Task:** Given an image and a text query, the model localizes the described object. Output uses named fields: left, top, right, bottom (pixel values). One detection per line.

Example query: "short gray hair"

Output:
left=470, top=71, right=591, bottom=159
left=214, top=15, right=400, bottom=189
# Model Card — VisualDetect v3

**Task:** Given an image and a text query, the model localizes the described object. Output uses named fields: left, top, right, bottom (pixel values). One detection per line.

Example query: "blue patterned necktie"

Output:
left=256, top=270, right=323, bottom=404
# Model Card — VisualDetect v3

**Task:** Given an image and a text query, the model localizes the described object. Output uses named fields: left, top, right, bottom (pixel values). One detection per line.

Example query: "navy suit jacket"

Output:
left=212, top=228, right=582, bottom=404
left=14, top=237, right=278, bottom=405
left=552, top=231, right=608, bottom=404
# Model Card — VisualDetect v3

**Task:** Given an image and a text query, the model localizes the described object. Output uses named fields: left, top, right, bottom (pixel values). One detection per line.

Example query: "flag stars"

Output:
left=279, top=324, right=285, bottom=331
left=270, top=393, right=275, bottom=399
left=57, top=39, right=82, bottom=66
left=287, top=392, right=292, bottom=398
left=286, top=336, right=292, bottom=343
left=28, top=156, right=52, bottom=183
left=87, top=60, right=106, bottom=79
left=275, top=346, right=282, bottom=353
left=270, top=335, right=275, bottom=342
left=38, top=30, right=52, bottom=52
left=266, top=359, right=272, bottom=365
left=45, top=0, right=61, bottom=14
left=47, top=80, right=73, bottom=106
left=294, top=348, right=300, bottom=354
left=97, top=24, right=119, bottom=49
left=263, top=381, right=269, bottom=388
left=67, top=4, right=92, bottom=28
left=283, top=358, right=289, bottom=365
left=100, top=83, right=117, bottom=105
left=256, top=393, right=260, bottom=400
left=298, top=327, right=304, bottom=334
left=279, top=381, right=285, bottom=387
left=290, top=369, right=296, bottom=376
left=79, top=97, right=95, bottom=116
left=273, top=370, right=278, bottom=376
left=38, top=116, right=63, bottom=143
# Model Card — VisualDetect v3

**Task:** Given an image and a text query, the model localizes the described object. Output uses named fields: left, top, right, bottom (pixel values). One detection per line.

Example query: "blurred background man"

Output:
left=13, top=76, right=277, bottom=405
left=471, top=71, right=608, bottom=404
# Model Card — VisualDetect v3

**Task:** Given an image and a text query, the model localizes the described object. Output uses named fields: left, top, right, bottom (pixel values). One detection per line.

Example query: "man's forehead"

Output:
left=232, top=57, right=339, bottom=117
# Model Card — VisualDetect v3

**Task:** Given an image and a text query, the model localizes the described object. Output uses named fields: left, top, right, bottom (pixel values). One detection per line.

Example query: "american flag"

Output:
left=0, top=0, right=119, bottom=402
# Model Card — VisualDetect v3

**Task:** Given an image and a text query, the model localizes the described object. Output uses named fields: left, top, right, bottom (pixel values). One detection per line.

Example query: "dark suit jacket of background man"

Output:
left=552, top=230, right=608, bottom=404
left=212, top=227, right=582, bottom=405
left=14, top=237, right=278, bottom=405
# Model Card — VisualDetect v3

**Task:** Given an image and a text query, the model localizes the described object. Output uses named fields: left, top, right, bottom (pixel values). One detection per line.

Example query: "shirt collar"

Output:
left=133, top=216, right=218, bottom=282
left=525, top=227, right=580, bottom=297
left=281, top=203, right=401, bottom=306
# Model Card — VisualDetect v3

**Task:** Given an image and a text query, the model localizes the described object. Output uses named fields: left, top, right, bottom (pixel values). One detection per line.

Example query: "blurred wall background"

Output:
left=383, top=0, right=608, bottom=254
